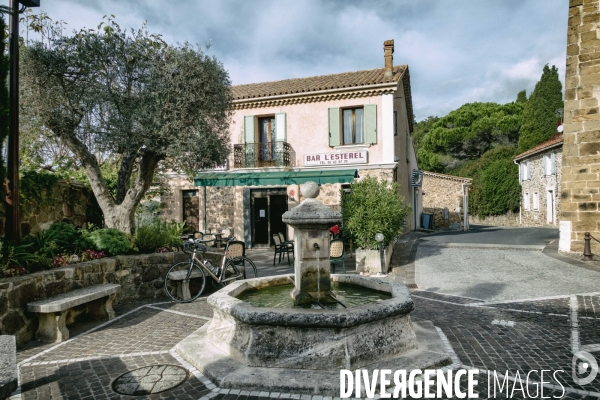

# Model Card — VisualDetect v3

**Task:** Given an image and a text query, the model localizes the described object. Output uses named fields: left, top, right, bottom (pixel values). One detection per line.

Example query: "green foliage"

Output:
left=19, top=170, right=60, bottom=214
left=411, top=116, right=439, bottom=153
left=135, top=200, right=160, bottom=227
left=518, top=65, right=563, bottom=152
left=341, top=177, right=411, bottom=250
left=0, top=241, right=37, bottom=276
left=418, top=102, right=524, bottom=172
left=516, top=89, right=528, bottom=103
left=84, top=228, right=132, bottom=256
left=453, top=146, right=521, bottom=218
left=134, top=220, right=185, bottom=253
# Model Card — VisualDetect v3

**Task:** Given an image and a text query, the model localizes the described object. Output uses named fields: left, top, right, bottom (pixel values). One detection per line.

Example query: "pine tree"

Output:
left=516, top=89, right=527, bottom=103
left=517, top=65, right=563, bottom=152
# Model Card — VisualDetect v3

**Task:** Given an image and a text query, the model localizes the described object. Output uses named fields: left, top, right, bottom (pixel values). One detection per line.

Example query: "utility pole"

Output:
left=5, top=0, right=39, bottom=242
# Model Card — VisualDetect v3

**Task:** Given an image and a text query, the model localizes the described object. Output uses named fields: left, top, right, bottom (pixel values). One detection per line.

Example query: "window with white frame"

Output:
left=524, top=192, right=530, bottom=210
left=544, top=154, right=552, bottom=175
left=533, top=192, right=539, bottom=211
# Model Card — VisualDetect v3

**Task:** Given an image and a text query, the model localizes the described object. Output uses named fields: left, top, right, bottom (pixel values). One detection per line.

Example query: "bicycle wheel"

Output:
left=220, top=259, right=245, bottom=285
left=164, top=261, right=206, bottom=303
left=229, top=256, right=258, bottom=280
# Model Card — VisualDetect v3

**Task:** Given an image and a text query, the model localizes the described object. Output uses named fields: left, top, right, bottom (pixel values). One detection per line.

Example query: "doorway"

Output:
left=250, top=189, right=287, bottom=247
left=182, top=190, right=199, bottom=233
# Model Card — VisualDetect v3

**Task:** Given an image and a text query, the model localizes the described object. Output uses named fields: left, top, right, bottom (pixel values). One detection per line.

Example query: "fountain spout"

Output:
left=313, top=243, right=320, bottom=251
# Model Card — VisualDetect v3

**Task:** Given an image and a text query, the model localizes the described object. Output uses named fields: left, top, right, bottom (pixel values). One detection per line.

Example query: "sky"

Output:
left=15, top=0, right=569, bottom=121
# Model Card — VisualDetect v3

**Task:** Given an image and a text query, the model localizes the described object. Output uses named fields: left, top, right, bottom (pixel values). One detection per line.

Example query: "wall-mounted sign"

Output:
left=304, top=150, right=367, bottom=166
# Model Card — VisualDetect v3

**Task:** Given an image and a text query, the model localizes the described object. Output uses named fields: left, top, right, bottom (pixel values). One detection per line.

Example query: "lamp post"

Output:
left=6, top=0, right=40, bottom=242
left=375, top=232, right=385, bottom=276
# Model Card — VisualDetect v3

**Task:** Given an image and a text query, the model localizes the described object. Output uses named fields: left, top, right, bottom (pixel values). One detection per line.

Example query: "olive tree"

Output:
left=21, top=19, right=232, bottom=233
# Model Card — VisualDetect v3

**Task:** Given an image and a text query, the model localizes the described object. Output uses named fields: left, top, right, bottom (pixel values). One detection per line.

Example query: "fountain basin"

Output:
left=176, top=275, right=452, bottom=395
left=205, top=274, right=416, bottom=370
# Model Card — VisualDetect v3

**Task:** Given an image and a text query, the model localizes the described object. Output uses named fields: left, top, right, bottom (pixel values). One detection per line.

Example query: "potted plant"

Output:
left=340, top=176, right=411, bottom=274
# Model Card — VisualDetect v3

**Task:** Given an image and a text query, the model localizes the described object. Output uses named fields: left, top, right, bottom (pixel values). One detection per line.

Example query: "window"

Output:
left=521, top=162, right=530, bottom=180
left=342, top=107, right=364, bottom=144
left=524, top=193, right=530, bottom=211
left=544, top=153, right=556, bottom=175
left=533, top=192, right=539, bottom=211
left=258, top=116, right=276, bottom=161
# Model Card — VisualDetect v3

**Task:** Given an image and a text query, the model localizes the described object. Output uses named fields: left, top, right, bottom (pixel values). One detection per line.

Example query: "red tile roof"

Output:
left=514, top=132, right=563, bottom=161
left=231, top=65, right=407, bottom=100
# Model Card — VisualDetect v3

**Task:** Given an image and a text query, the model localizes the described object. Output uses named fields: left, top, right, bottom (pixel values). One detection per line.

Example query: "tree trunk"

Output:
left=103, top=205, right=136, bottom=234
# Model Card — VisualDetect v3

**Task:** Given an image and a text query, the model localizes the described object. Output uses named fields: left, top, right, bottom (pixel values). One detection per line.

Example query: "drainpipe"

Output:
left=204, top=186, right=207, bottom=232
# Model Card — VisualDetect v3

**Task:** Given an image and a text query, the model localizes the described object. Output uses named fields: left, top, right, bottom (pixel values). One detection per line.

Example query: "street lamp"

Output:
left=6, top=0, right=40, bottom=242
left=375, top=232, right=385, bottom=276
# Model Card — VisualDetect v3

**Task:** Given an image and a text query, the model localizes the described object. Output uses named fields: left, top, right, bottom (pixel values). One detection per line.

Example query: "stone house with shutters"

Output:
left=161, top=40, right=421, bottom=248
left=514, top=131, right=563, bottom=226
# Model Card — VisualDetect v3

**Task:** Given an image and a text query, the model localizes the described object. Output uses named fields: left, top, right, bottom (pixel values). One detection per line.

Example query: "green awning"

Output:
left=194, top=169, right=358, bottom=187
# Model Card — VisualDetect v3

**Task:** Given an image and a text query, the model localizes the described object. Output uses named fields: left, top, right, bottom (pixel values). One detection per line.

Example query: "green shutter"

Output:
left=328, top=108, right=340, bottom=147
left=244, top=116, right=255, bottom=143
left=364, top=104, right=377, bottom=144
left=244, top=116, right=255, bottom=167
left=275, top=113, right=286, bottom=141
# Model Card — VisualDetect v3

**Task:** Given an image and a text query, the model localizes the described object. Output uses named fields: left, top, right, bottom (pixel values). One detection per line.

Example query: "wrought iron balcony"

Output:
left=233, top=142, right=294, bottom=168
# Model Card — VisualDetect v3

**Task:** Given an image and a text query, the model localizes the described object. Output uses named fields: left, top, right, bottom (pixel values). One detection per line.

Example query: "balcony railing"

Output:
left=233, top=142, right=294, bottom=168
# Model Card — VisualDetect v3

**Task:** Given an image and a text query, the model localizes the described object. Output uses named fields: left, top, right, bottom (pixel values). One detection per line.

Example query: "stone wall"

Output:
left=561, top=0, right=600, bottom=253
left=469, top=211, right=520, bottom=227
left=421, top=172, right=470, bottom=228
left=0, top=180, right=102, bottom=236
left=518, top=149, right=562, bottom=227
left=0, top=251, right=223, bottom=346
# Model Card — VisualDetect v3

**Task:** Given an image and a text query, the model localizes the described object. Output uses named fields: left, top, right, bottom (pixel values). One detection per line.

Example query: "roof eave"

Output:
left=514, top=141, right=563, bottom=162
left=232, top=81, right=400, bottom=104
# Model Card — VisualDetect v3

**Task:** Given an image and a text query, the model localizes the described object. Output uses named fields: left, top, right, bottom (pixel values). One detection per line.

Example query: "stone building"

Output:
left=421, top=172, right=471, bottom=228
left=560, top=0, right=600, bottom=254
left=161, top=40, right=421, bottom=247
left=514, top=132, right=563, bottom=227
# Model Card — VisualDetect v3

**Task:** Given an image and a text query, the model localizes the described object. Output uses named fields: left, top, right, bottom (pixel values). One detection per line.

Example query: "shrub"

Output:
left=341, top=177, right=411, bottom=250
left=84, top=228, right=132, bottom=256
left=134, top=224, right=171, bottom=254
left=134, top=220, right=186, bottom=253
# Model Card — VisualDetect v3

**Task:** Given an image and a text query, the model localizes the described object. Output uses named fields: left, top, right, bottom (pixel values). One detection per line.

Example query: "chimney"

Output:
left=384, top=39, right=394, bottom=77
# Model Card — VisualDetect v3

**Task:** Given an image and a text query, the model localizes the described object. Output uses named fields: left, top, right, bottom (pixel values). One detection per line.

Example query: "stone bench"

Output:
left=0, top=335, right=17, bottom=400
left=167, top=269, right=204, bottom=300
left=28, top=284, right=120, bottom=343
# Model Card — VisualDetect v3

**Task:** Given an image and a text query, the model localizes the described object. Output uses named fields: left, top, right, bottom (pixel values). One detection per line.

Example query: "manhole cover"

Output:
left=112, top=365, right=188, bottom=396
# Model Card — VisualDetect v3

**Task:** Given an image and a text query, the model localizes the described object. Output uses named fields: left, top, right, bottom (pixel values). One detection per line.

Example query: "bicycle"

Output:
left=163, top=236, right=258, bottom=303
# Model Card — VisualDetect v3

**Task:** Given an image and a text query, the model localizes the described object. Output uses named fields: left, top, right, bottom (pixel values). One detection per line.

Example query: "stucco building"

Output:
left=514, top=132, right=563, bottom=227
left=161, top=40, right=421, bottom=247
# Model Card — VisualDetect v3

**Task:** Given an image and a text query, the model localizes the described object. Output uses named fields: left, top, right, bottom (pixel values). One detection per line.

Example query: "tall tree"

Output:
left=417, top=102, right=523, bottom=172
left=21, top=19, right=232, bottom=234
left=516, top=89, right=527, bottom=103
left=517, top=65, right=563, bottom=152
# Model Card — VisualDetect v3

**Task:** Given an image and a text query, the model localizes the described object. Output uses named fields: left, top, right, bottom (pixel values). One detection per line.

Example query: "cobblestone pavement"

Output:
left=10, top=238, right=600, bottom=400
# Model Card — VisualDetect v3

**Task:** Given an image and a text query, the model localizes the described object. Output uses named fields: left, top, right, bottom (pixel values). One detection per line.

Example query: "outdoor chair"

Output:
left=225, top=239, right=246, bottom=268
left=273, top=234, right=293, bottom=266
left=329, top=238, right=346, bottom=273
left=278, top=232, right=294, bottom=252
left=201, top=233, right=216, bottom=247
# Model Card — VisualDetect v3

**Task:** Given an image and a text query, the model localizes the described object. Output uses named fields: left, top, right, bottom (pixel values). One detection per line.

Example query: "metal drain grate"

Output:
left=407, top=283, right=418, bottom=289
left=112, top=365, right=188, bottom=396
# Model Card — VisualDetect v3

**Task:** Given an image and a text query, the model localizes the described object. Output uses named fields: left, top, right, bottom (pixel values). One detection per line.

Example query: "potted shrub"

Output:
left=340, top=176, right=411, bottom=274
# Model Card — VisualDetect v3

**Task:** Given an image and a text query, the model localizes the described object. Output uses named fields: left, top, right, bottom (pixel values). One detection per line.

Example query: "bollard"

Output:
left=583, top=232, right=593, bottom=261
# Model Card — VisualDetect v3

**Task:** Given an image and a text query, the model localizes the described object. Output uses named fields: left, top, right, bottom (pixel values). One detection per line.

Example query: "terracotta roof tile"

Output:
left=231, top=65, right=406, bottom=100
left=514, top=132, right=563, bottom=160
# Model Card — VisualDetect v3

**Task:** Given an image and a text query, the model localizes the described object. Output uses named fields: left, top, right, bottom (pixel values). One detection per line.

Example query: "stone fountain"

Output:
left=176, top=182, right=451, bottom=395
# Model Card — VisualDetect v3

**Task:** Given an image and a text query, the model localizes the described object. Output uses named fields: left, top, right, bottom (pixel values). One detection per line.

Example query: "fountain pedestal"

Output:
left=282, top=182, right=341, bottom=305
